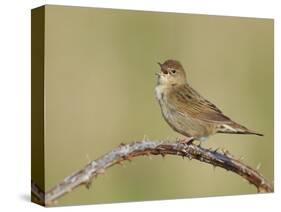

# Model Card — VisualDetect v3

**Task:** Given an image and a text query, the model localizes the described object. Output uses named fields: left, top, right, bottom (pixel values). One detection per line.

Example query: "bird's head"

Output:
left=156, top=59, right=187, bottom=86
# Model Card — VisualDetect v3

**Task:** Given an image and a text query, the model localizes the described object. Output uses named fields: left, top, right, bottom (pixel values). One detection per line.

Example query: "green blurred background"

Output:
left=44, top=5, right=273, bottom=206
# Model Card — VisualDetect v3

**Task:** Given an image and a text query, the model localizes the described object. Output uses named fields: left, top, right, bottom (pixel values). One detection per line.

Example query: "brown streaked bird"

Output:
left=155, top=59, right=263, bottom=143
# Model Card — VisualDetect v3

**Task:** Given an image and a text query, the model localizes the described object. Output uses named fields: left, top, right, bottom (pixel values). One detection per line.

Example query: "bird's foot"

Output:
left=178, top=137, right=194, bottom=145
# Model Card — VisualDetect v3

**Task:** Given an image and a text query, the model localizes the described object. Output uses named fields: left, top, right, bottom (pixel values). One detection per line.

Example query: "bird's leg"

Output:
left=179, top=137, right=194, bottom=145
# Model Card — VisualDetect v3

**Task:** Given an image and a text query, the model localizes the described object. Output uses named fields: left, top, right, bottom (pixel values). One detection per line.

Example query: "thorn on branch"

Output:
left=96, top=168, right=105, bottom=175
left=256, top=163, right=262, bottom=171
left=213, top=148, right=220, bottom=153
left=222, top=149, right=233, bottom=158
left=239, top=156, right=244, bottom=162
left=117, top=160, right=124, bottom=166
left=85, top=181, right=92, bottom=189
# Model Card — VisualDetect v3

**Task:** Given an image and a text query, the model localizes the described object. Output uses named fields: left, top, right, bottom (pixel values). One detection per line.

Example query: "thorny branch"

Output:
left=31, top=140, right=273, bottom=206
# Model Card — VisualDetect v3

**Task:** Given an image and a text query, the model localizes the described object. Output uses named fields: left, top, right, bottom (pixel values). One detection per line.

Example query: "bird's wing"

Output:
left=167, top=84, right=232, bottom=123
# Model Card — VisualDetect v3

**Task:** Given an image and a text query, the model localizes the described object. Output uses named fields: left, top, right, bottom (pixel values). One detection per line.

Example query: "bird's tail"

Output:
left=217, top=122, right=264, bottom=136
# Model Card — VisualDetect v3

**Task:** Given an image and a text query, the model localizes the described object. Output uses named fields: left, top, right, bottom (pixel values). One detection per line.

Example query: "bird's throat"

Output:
left=155, top=85, right=166, bottom=101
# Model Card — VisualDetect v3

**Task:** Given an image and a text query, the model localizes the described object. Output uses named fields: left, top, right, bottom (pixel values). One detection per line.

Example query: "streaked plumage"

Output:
left=155, top=59, right=263, bottom=142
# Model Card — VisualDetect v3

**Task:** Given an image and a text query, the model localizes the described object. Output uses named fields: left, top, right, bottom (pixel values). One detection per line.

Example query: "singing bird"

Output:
left=155, top=59, right=263, bottom=143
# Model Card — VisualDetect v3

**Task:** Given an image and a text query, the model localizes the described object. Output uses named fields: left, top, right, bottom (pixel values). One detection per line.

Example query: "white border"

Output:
left=0, top=0, right=279, bottom=211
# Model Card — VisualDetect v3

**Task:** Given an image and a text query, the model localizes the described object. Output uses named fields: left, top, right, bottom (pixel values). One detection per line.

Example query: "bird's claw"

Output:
left=178, top=137, right=194, bottom=145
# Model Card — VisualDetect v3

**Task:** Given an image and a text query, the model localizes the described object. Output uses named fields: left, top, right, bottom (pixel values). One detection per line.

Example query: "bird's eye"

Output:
left=171, top=70, right=176, bottom=74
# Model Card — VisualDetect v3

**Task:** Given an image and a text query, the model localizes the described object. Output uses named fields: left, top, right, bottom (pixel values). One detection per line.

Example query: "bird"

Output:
left=155, top=59, right=263, bottom=144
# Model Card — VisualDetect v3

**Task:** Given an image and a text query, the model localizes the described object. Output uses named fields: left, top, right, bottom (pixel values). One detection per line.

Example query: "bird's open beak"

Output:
left=157, top=62, right=168, bottom=74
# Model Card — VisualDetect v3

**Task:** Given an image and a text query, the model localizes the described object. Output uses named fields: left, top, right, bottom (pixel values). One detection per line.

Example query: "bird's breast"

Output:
left=155, top=85, right=172, bottom=119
